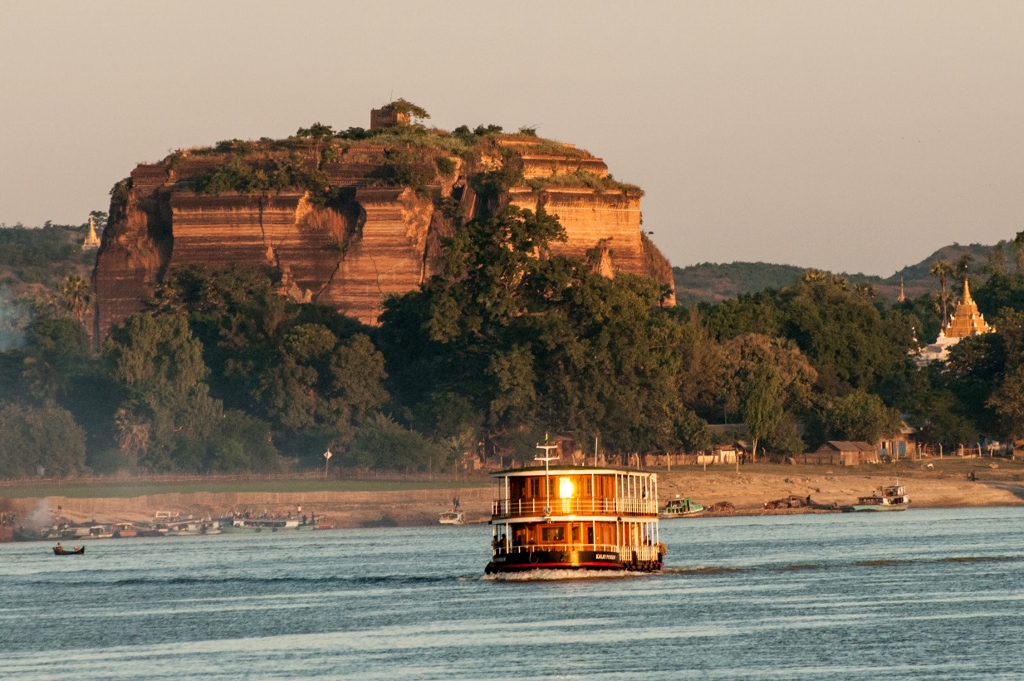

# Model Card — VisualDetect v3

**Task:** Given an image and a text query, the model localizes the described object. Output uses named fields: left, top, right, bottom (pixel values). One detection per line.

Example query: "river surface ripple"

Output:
left=2, top=507, right=1023, bottom=680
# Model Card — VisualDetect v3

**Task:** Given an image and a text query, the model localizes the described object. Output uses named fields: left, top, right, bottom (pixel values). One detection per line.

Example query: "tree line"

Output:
left=1, top=210, right=1023, bottom=478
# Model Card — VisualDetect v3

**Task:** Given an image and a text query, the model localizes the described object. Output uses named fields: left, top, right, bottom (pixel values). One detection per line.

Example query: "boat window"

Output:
left=541, top=526, right=565, bottom=542
left=528, top=478, right=541, bottom=498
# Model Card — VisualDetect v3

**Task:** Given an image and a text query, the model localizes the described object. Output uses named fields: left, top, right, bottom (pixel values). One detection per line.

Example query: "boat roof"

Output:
left=491, top=465, right=656, bottom=478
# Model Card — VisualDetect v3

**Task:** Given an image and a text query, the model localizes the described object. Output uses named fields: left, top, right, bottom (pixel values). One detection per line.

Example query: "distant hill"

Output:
left=672, top=262, right=807, bottom=306
left=890, top=242, right=1011, bottom=283
left=673, top=240, right=1020, bottom=306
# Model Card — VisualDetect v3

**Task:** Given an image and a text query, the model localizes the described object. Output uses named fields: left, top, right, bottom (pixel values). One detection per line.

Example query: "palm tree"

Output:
left=59, top=275, right=92, bottom=324
left=929, top=260, right=953, bottom=326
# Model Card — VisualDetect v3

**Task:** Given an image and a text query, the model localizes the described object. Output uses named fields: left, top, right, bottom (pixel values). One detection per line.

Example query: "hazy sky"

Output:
left=2, top=1, right=1023, bottom=276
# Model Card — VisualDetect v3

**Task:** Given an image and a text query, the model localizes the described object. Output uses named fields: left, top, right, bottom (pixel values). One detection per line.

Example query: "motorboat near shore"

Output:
left=485, top=443, right=666, bottom=574
left=439, top=511, right=465, bottom=525
left=223, top=517, right=300, bottom=533
left=660, top=496, right=704, bottom=519
left=850, top=482, right=910, bottom=512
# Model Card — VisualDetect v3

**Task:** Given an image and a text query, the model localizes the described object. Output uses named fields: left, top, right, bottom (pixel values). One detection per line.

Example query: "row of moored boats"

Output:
left=24, top=515, right=333, bottom=542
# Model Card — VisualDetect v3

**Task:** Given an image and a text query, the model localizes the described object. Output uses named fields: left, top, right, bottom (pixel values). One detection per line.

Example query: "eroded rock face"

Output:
left=93, top=131, right=674, bottom=342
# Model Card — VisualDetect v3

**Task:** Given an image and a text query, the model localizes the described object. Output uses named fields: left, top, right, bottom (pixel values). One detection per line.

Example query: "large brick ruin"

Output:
left=93, top=114, right=674, bottom=342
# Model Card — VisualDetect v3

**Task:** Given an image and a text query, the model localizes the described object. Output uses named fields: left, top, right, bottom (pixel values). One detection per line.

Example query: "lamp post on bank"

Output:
left=324, top=448, right=333, bottom=478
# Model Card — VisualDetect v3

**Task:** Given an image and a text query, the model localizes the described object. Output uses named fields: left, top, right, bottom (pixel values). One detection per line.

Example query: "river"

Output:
left=2, top=507, right=1023, bottom=679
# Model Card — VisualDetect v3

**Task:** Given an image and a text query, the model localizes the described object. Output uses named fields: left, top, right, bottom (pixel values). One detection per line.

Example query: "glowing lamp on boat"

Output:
left=558, top=477, right=575, bottom=499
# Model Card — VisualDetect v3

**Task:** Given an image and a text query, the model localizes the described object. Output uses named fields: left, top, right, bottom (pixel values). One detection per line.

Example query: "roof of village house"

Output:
left=816, top=441, right=876, bottom=452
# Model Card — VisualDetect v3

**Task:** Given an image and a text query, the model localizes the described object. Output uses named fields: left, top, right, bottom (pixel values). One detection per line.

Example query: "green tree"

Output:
left=379, top=206, right=692, bottom=456
left=103, top=313, right=222, bottom=471
left=253, top=327, right=388, bottom=442
left=764, top=413, right=806, bottom=457
left=381, top=98, right=430, bottom=122
left=674, top=409, right=712, bottom=452
left=930, top=260, right=954, bottom=325
left=21, top=317, right=90, bottom=400
left=346, top=413, right=441, bottom=471
left=89, top=210, right=108, bottom=232
left=777, top=271, right=914, bottom=393
left=59, top=275, right=92, bottom=324
left=821, top=390, right=902, bottom=443
left=984, top=243, right=1008, bottom=276
left=0, top=402, right=86, bottom=478
left=740, top=363, right=783, bottom=461
left=207, top=411, right=281, bottom=472
left=988, top=365, right=1024, bottom=440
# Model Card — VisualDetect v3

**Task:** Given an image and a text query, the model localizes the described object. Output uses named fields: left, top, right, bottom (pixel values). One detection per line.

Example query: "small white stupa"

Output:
left=82, top=216, right=101, bottom=250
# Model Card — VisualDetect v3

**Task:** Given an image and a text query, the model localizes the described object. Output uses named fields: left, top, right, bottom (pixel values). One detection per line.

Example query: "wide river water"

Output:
left=2, top=507, right=1023, bottom=680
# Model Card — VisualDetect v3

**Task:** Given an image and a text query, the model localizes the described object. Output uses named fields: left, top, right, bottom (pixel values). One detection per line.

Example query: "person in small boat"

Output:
left=56, top=542, right=62, bottom=551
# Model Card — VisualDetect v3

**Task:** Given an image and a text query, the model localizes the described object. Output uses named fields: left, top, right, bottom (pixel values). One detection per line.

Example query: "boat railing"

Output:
left=494, top=544, right=662, bottom=562
left=491, top=497, right=659, bottom=518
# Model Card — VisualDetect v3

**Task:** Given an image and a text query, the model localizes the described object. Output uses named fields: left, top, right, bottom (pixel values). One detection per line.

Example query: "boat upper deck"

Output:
left=491, top=466, right=659, bottom=519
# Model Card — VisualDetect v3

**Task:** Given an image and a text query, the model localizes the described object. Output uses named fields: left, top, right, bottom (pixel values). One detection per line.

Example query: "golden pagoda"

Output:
left=913, top=278, right=994, bottom=365
left=943, top=278, right=992, bottom=338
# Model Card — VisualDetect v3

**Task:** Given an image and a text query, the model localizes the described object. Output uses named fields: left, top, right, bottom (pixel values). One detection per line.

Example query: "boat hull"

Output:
left=659, top=510, right=703, bottom=519
left=850, top=504, right=909, bottom=512
left=485, top=549, right=662, bottom=573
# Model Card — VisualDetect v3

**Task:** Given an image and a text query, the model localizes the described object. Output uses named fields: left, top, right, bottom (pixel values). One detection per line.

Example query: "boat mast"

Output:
left=535, top=434, right=559, bottom=518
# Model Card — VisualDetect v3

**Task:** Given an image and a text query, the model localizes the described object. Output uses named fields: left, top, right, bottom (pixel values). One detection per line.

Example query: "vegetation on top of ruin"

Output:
left=377, top=98, right=430, bottom=122
left=527, top=170, right=644, bottom=199
left=159, top=106, right=600, bottom=201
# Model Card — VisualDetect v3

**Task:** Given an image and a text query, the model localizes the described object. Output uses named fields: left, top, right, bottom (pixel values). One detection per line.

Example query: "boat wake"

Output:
left=481, top=569, right=644, bottom=582
left=661, top=565, right=744, bottom=576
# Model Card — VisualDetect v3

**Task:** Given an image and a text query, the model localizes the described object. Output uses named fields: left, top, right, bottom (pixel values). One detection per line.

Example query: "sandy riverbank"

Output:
left=5, top=462, right=1024, bottom=532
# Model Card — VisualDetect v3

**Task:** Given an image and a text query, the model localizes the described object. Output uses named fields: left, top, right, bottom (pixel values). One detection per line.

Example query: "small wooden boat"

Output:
left=660, top=496, right=704, bottom=518
left=53, top=545, right=85, bottom=555
left=851, top=482, right=910, bottom=512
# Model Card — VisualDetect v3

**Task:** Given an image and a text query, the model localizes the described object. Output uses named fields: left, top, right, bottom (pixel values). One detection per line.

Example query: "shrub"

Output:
left=435, top=156, right=457, bottom=177
left=345, top=414, right=441, bottom=471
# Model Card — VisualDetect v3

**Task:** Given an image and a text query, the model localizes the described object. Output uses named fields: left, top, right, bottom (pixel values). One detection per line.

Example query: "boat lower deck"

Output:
left=485, top=544, right=664, bottom=574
